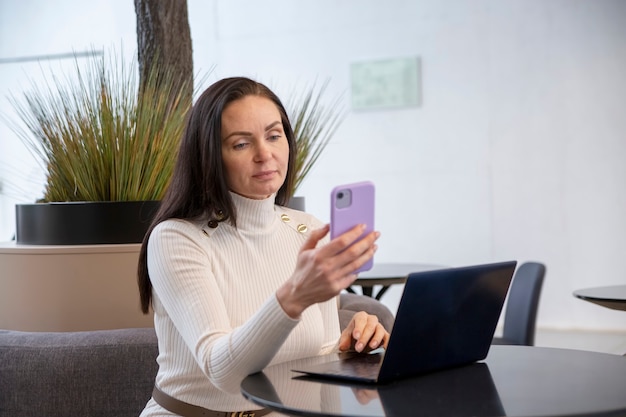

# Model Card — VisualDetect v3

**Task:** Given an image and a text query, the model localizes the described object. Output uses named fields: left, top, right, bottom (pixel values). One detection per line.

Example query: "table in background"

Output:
left=347, top=263, right=444, bottom=300
left=241, top=345, right=626, bottom=417
left=573, top=285, right=626, bottom=311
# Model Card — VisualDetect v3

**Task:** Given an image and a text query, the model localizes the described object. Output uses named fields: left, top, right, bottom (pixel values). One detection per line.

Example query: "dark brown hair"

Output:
left=138, top=77, right=297, bottom=313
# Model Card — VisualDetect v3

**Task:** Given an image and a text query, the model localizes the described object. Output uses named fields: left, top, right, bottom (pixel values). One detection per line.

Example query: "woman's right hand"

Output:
left=276, top=223, right=379, bottom=318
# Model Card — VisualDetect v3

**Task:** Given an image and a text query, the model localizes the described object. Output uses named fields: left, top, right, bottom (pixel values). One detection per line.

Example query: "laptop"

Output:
left=292, top=260, right=517, bottom=384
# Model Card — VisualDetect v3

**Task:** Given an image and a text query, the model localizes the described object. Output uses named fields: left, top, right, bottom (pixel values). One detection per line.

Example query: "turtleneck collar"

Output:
left=229, top=192, right=278, bottom=232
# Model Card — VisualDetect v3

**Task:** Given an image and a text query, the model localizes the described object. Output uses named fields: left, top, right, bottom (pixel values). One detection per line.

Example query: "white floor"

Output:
left=533, top=327, right=626, bottom=355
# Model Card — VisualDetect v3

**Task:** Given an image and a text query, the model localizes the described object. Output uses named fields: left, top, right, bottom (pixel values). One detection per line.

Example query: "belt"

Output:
left=152, top=385, right=272, bottom=417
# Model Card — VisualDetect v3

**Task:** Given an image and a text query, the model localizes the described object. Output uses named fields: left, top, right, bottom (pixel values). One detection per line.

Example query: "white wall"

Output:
left=1, top=0, right=624, bottom=332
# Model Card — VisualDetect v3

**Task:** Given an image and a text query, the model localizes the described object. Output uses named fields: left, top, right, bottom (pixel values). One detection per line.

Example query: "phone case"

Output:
left=330, top=181, right=375, bottom=273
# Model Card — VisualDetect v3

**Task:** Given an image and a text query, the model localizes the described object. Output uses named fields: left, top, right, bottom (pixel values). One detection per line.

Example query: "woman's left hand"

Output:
left=338, top=311, right=390, bottom=353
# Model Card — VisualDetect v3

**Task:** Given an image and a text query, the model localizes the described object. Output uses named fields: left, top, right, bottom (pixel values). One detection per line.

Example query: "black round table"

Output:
left=241, top=346, right=626, bottom=417
left=347, top=263, right=444, bottom=300
left=573, top=285, right=626, bottom=311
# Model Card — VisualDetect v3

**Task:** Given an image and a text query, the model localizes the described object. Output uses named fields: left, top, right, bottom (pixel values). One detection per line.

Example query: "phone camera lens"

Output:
left=337, top=192, right=344, bottom=199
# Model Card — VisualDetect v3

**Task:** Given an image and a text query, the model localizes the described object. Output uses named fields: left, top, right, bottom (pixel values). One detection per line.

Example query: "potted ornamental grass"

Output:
left=6, top=50, right=191, bottom=244
left=287, top=80, right=344, bottom=209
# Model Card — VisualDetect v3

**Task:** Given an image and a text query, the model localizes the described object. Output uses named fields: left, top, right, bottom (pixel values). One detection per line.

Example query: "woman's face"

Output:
left=221, top=95, right=290, bottom=200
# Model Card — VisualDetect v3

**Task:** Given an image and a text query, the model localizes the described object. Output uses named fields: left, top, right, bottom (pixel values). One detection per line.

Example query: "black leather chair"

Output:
left=492, top=262, right=546, bottom=346
left=339, top=293, right=395, bottom=332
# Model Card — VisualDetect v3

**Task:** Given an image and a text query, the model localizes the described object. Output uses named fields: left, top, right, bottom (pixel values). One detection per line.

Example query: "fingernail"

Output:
left=356, top=342, right=364, bottom=352
left=353, top=331, right=361, bottom=339
left=370, top=340, right=379, bottom=348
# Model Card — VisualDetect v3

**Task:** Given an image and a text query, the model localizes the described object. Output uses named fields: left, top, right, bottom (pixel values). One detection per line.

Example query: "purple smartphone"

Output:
left=330, top=181, right=375, bottom=273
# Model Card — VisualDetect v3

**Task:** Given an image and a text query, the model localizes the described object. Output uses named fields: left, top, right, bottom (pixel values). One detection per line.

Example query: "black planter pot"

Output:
left=15, top=201, right=160, bottom=245
left=287, top=196, right=306, bottom=211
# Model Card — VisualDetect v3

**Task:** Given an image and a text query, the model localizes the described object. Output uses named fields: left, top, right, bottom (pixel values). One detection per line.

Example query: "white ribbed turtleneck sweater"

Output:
left=140, top=193, right=340, bottom=415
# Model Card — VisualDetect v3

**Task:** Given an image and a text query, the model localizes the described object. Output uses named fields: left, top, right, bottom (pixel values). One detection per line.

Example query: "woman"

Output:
left=138, top=77, right=387, bottom=416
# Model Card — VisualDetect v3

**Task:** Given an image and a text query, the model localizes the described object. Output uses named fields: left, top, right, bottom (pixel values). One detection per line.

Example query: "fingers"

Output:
left=300, top=224, right=330, bottom=252
left=305, top=224, right=379, bottom=289
left=338, top=320, right=355, bottom=351
left=352, top=388, right=379, bottom=405
left=352, top=312, right=379, bottom=352
left=281, top=224, right=378, bottom=317
left=320, top=225, right=380, bottom=277
left=338, top=312, right=390, bottom=353
left=324, top=224, right=371, bottom=255
left=339, top=238, right=378, bottom=278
